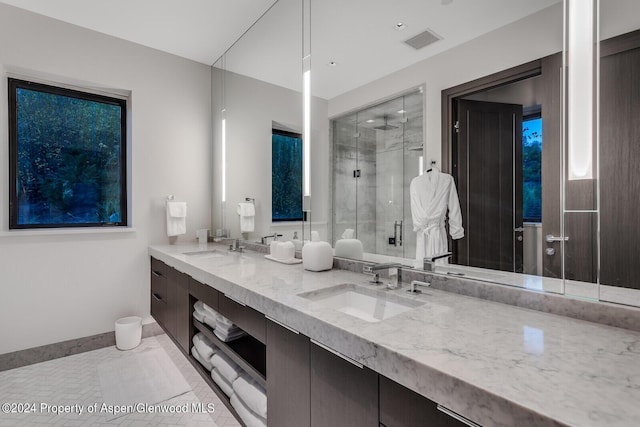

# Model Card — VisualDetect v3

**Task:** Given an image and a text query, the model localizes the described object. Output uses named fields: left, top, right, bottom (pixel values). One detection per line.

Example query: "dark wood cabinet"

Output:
left=189, top=277, right=219, bottom=311
left=379, top=376, right=477, bottom=427
left=169, top=268, right=190, bottom=353
left=151, top=256, right=480, bottom=427
left=150, top=258, right=190, bottom=354
left=310, top=340, right=378, bottom=427
left=150, top=258, right=168, bottom=329
left=266, top=318, right=310, bottom=427
left=219, top=293, right=266, bottom=344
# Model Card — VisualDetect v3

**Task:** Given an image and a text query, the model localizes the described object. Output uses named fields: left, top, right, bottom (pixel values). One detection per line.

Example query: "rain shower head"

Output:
left=373, top=116, right=398, bottom=131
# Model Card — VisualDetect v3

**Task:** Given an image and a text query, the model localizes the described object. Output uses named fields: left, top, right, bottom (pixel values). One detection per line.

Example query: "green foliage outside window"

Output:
left=522, top=117, right=542, bottom=222
left=9, top=79, right=126, bottom=228
left=272, top=130, right=302, bottom=221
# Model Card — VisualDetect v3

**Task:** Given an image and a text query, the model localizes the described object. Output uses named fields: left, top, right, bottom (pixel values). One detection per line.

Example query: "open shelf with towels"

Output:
left=193, top=319, right=266, bottom=388
left=186, top=352, right=247, bottom=427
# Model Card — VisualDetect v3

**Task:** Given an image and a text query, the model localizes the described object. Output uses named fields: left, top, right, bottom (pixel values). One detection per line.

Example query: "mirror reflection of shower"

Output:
left=332, top=89, right=424, bottom=260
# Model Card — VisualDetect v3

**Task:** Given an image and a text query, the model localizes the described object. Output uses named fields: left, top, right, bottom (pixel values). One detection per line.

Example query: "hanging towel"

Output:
left=233, top=374, right=267, bottom=419
left=166, top=201, right=187, bottom=236
left=231, top=393, right=267, bottom=427
left=210, top=352, right=242, bottom=384
left=211, top=368, right=234, bottom=397
left=237, top=202, right=255, bottom=233
left=191, top=346, right=213, bottom=371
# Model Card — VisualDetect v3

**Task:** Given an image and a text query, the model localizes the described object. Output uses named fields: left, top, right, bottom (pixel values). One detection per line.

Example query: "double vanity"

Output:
left=149, top=242, right=640, bottom=427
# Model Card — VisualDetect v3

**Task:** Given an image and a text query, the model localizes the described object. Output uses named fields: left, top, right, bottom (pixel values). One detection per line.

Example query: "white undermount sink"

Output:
left=298, top=284, right=423, bottom=323
left=181, top=249, right=224, bottom=258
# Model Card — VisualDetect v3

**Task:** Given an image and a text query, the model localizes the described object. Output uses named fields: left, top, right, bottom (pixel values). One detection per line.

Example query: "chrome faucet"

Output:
left=228, top=239, right=245, bottom=253
left=363, top=263, right=402, bottom=289
left=423, top=252, right=452, bottom=272
left=261, top=233, right=282, bottom=245
left=407, top=280, right=431, bottom=294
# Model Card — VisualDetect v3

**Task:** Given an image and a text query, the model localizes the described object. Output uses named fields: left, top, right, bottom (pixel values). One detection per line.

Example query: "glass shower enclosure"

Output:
left=332, top=90, right=423, bottom=260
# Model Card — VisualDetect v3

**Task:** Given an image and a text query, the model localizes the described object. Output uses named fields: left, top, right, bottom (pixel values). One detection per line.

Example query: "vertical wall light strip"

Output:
left=567, top=0, right=595, bottom=180
left=221, top=116, right=226, bottom=202
left=303, top=69, right=311, bottom=197
left=419, top=155, right=424, bottom=176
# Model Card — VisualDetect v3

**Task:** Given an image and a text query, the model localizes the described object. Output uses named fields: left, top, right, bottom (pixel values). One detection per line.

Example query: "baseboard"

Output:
left=0, top=322, right=164, bottom=372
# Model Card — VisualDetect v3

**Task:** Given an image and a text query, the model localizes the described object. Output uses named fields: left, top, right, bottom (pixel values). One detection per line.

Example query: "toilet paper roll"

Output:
left=334, top=239, right=364, bottom=260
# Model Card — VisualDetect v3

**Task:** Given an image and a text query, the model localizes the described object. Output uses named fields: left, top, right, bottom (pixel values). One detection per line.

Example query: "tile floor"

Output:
left=0, top=334, right=241, bottom=426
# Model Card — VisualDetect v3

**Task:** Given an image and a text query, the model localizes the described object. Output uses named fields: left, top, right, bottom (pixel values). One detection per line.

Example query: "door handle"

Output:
left=546, top=234, right=569, bottom=243
left=514, top=227, right=524, bottom=232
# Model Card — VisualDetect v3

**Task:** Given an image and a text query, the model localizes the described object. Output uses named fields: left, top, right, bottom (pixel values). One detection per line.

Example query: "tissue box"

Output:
left=302, top=241, right=333, bottom=271
left=334, top=239, right=363, bottom=260
left=270, top=241, right=295, bottom=260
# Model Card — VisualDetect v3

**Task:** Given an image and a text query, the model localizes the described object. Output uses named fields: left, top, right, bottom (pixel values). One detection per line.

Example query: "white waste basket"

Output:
left=115, top=316, right=142, bottom=350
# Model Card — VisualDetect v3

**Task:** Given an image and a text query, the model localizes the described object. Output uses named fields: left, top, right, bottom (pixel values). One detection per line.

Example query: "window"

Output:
left=8, top=78, right=127, bottom=229
left=272, top=129, right=302, bottom=221
left=522, top=114, right=542, bottom=222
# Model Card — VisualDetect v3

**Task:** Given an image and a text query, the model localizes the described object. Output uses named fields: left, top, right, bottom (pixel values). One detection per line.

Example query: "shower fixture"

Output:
left=373, top=115, right=399, bottom=131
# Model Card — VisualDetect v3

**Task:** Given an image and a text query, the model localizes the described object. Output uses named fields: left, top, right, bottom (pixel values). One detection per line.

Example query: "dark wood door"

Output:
left=455, top=99, right=523, bottom=273
left=599, top=30, right=640, bottom=290
left=266, top=319, right=310, bottom=427
left=539, top=53, right=563, bottom=279
left=310, top=341, right=378, bottom=427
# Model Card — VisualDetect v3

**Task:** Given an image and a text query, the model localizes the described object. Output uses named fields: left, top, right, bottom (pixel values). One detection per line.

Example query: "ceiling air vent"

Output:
left=403, top=29, right=441, bottom=50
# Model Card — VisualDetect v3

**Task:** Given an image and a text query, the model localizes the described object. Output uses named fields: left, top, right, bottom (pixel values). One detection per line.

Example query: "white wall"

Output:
left=328, top=4, right=563, bottom=167
left=212, top=68, right=329, bottom=242
left=0, top=4, right=212, bottom=354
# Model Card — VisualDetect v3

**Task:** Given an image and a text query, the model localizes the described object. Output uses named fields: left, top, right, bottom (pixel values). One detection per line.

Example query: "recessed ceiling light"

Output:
left=397, top=110, right=406, bottom=114
left=394, top=22, right=407, bottom=31
left=328, top=61, right=338, bottom=67
left=366, top=119, right=375, bottom=123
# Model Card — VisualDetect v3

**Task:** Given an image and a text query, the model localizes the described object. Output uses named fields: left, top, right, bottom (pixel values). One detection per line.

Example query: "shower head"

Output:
left=373, top=116, right=398, bottom=131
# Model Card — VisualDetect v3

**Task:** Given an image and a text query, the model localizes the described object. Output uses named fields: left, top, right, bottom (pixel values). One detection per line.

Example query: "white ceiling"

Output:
left=0, top=0, right=277, bottom=65
left=1, top=0, right=562, bottom=99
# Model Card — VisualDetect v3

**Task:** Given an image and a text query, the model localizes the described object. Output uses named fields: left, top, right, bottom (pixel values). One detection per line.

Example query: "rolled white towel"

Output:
left=192, top=333, right=216, bottom=360
left=214, top=328, right=246, bottom=343
left=191, top=346, right=213, bottom=371
left=193, top=310, right=205, bottom=323
left=233, top=374, right=267, bottom=419
left=194, top=301, right=219, bottom=329
left=210, top=352, right=241, bottom=384
left=216, top=313, right=234, bottom=327
left=230, top=393, right=267, bottom=427
left=202, top=302, right=218, bottom=318
left=211, top=368, right=234, bottom=397
left=215, top=321, right=240, bottom=334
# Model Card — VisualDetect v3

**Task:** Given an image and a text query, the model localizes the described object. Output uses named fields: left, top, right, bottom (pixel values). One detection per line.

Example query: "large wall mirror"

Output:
left=213, top=0, right=640, bottom=309
left=212, top=0, right=328, bottom=246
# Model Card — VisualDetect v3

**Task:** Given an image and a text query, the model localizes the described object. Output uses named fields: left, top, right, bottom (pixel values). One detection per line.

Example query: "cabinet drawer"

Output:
left=189, top=278, right=219, bottom=311
left=150, top=258, right=167, bottom=299
left=151, top=290, right=167, bottom=327
left=219, top=294, right=266, bottom=344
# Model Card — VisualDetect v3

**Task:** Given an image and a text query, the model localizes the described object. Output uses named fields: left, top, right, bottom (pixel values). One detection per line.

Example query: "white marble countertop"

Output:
left=149, top=243, right=640, bottom=427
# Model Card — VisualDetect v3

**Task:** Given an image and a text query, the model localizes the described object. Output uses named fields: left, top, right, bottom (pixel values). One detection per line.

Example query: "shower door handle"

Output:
left=393, top=220, right=403, bottom=247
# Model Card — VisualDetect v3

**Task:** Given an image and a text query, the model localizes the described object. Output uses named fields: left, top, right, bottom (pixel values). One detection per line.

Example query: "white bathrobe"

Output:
left=409, top=168, right=464, bottom=269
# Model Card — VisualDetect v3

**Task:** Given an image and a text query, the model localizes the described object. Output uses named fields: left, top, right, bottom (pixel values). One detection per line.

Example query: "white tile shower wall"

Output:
left=0, top=3, right=212, bottom=354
